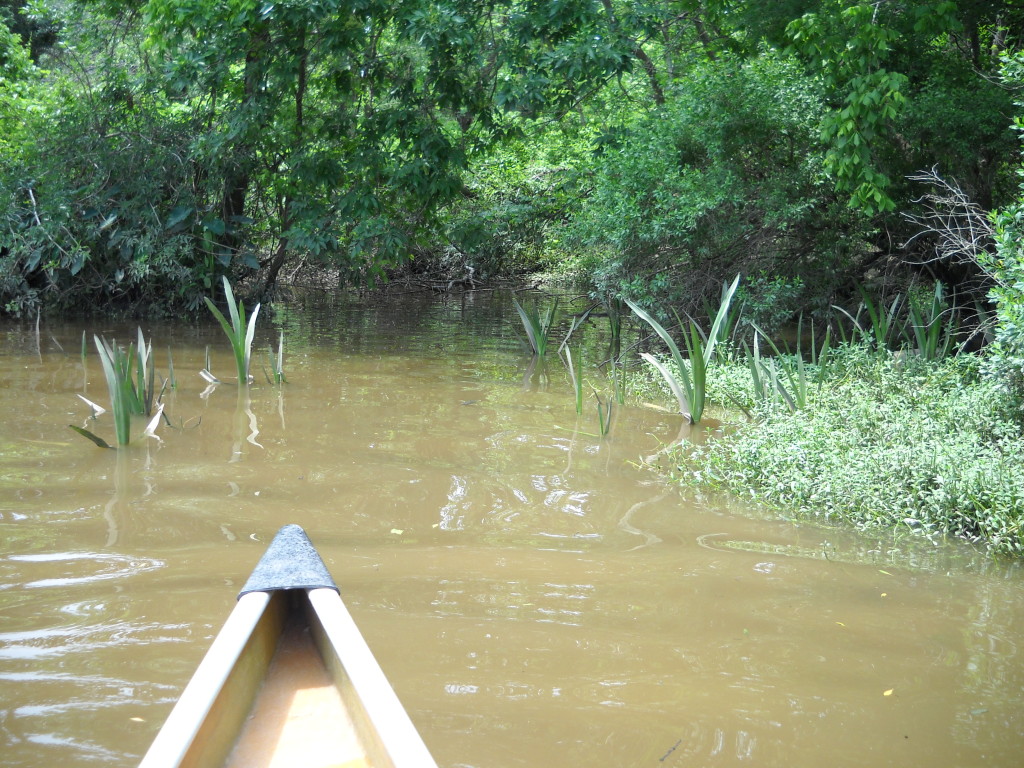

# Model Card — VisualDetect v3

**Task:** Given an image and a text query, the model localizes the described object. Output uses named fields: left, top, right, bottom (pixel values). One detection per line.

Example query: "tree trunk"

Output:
left=260, top=235, right=290, bottom=299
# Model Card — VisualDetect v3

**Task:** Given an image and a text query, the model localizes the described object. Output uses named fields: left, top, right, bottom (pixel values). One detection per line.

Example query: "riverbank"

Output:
left=643, top=346, right=1024, bottom=556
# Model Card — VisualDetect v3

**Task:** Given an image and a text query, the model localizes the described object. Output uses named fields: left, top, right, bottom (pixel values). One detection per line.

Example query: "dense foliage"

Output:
left=566, top=53, right=867, bottom=312
left=2, top=0, right=640, bottom=313
left=983, top=50, right=1024, bottom=392
left=2, top=0, right=1023, bottom=317
left=661, top=348, right=1024, bottom=555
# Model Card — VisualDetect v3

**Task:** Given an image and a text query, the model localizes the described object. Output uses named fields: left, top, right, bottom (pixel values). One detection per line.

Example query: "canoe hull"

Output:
left=139, top=530, right=438, bottom=768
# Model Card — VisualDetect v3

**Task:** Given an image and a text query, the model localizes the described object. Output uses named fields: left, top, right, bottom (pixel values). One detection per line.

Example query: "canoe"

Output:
left=139, top=524, right=439, bottom=768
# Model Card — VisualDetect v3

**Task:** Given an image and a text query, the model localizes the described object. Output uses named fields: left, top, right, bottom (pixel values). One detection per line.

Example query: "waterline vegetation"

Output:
left=45, top=265, right=1023, bottom=554
left=205, top=275, right=261, bottom=384
left=63, top=280, right=281, bottom=449
left=744, top=320, right=833, bottom=413
left=609, top=271, right=1023, bottom=554
left=593, top=389, right=614, bottom=437
left=70, top=330, right=165, bottom=447
left=562, top=346, right=584, bottom=416
left=664, top=348, right=1024, bottom=555
left=907, top=282, right=957, bottom=361
left=264, top=330, right=287, bottom=385
left=512, top=296, right=558, bottom=357
left=626, top=274, right=740, bottom=424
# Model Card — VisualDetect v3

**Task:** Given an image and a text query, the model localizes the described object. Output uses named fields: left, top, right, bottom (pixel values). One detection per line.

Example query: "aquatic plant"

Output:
left=671, top=348, right=1024, bottom=555
left=205, top=276, right=260, bottom=384
left=559, top=305, right=592, bottom=352
left=627, top=274, right=740, bottom=424
left=512, top=295, right=558, bottom=357
left=71, top=330, right=162, bottom=447
left=593, top=390, right=613, bottom=437
left=132, top=328, right=160, bottom=417
left=165, top=346, right=178, bottom=387
left=702, top=280, right=745, bottom=360
left=603, top=295, right=624, bottom=361
left=562, top=346, right=584, bottom=416
left=835, top=289, right=904, bottom=352
left=835, top=284, right=961, bottom=363
left=746, top=334, right=779, bottom=410
left=747, top=320, right=832, bottom=412
left=264, top=330, right=287, bottom=385
left=611, top=361, right=626, bottom=404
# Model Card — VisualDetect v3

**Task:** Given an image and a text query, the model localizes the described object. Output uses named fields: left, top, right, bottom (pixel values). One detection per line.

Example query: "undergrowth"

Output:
left=652, top=346, right=1024, bottom=555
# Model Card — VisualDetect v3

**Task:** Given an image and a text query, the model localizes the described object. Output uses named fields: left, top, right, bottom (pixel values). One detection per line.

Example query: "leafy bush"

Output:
left=567, top=51, right=871, bottom=310
left=433, top=131, right=591, bottom=282
left=893, top=55, right=1016, bottom=211
left=0, top=77, right=213, bottom=315
left=733, top=272, right=805, bottom=337
left=665, top=347, right=1024, bottom=555
left=970, top=53, right=1024, bottom=395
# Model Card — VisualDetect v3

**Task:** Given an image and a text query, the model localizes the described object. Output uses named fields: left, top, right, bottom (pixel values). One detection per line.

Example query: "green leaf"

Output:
left=202, top=218, right=227, bottom=236
left=641, top=352, right=691, bottom=419
left=165, top=205, right=194, bottom=229
left=68, top=425, right=114, bottom=449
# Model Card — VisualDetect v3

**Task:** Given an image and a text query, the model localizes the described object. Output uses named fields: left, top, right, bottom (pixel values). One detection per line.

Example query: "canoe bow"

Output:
left=138, top=525, right=438, bottom=768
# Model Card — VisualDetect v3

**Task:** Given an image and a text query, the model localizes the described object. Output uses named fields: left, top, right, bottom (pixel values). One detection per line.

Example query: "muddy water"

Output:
left=1, top=290, right=1023, bottom=768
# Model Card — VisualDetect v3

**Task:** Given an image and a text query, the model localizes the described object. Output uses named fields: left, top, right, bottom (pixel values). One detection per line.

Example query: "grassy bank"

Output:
left=646, top=346, right=1024, bottom=556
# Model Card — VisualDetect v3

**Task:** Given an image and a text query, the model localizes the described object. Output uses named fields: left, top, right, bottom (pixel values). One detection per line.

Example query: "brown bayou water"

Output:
left=1, top=288, right=1022, bottom=768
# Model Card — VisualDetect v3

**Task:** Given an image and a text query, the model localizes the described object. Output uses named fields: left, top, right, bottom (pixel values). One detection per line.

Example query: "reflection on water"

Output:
left=4, top=551, right=164, bottom=590
left=1, top=289, right=1023, bottom=767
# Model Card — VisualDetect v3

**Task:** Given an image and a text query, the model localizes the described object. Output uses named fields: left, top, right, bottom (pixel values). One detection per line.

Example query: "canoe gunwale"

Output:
left=137, top=589, right=283, bottom=768
left=137, top=526, right=439, bottom=768
left=307, top=587, right=439, bottom=768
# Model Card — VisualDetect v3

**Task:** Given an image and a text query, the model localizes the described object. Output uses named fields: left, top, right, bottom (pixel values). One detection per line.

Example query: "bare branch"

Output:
left=902, top=166, right=996, bottom=285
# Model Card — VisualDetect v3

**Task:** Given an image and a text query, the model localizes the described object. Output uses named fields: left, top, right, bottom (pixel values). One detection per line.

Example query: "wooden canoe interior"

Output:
left=225, top=609, right=369, bottom=768
left=178, top=590, right=386, bottom=768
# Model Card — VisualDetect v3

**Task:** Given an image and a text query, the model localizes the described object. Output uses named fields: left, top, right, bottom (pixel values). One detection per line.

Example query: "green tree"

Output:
left=786, top=0, right=1021, bottom=214
left=139, top=0, right=640, bottom=295
left=567, top=53, right=866, bottom=310
left=0, top=0, right=646, bottom=313
left=0, top=18, right=36, bottom=313
left=0, top=0, right=59, bottom=61
left=0, top=4, right=218, bottom=316
left=984, top=51, right=1024, bottom=392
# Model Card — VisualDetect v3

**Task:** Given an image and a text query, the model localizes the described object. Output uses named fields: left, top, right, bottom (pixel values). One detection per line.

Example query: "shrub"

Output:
left=567, top=51, right=871, bottom=310
left=665, top=347, right=1024, bottom=555
left=434, top=131, right=591, bottom=282
left=0, top=58, right=216, bottom=316
left=979, top=52, right=1024, bottom=395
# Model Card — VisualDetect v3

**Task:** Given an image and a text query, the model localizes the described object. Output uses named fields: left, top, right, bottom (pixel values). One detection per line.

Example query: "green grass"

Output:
left=663, top=346, right=1024, bottom=555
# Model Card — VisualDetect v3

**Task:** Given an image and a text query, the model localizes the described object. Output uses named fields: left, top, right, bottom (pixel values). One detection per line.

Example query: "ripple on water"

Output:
left=1, top=551, right=164, bottom=590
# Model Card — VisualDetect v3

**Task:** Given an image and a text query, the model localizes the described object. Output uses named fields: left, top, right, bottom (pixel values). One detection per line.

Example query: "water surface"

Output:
left=1, top=289, right=1022, bottom=767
